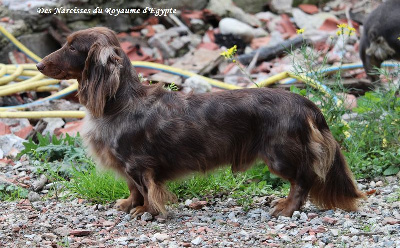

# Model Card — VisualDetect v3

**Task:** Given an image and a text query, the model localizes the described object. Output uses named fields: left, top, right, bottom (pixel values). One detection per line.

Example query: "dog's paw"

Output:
left=130, top=206, right=148, bottom=218
left=115, top=198, right=134, bottom=213
left=269, top=198, right=294, bottom=217
left=130, top=206, right=160, bottom=219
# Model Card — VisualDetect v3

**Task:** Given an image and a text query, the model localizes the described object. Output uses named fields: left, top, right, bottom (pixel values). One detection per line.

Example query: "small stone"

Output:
left=139, top=234, right=150, bottom=243
left=184, top=199, right=193, bottom=206
left=42, top=233, right=57, bottom=240
left=307, top=213, right=318, bottom=219
left=299, top=212, right=308, bottom=221
left=54, top=227, right=69, bottom=237
left=102, top=221, right=115, bottom=227
left=383, top=217, right=400, bottom=225
left=141, top=212, right=153, bottom=221
left=375, top=181, right=384, bottom=187
left=239, top=230, right=249, bottom=238
left=27, top=191, right=41, bottom=202
left=69, top=229, right=91, bottom=237
left=322, top=216, right=338, bottom=224
left=188, top=201, right=207, bottom=210
left=330, top=229, right=339, bottom=236
left=292, top=211, right=301, bottom=220
left=191, top=236, right=203, bottom=245
left=153, top=233, right=170, bottom=242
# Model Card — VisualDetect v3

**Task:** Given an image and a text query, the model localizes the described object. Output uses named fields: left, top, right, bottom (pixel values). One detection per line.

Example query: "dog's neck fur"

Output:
left=107, top=53, right=145, bottom=116
left=80, top=51, right=147, bottom=117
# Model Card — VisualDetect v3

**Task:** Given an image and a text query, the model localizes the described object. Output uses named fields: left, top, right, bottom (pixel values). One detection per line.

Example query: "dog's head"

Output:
left=37, top=27, right=125, bottom=117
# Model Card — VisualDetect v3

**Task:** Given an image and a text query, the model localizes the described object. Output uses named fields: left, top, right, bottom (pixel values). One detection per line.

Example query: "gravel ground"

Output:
left=0, top=171, right=399, bottom=248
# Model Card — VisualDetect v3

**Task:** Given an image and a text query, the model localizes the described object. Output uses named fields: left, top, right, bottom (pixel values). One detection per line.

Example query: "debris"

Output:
left=238, top=36, right=307, bottom=65
left=182, top=76, right=212, bottom=94
left=219, top=18, right=267, bottom=43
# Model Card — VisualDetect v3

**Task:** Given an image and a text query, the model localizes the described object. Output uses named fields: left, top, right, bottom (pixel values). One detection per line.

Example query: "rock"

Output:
left=148, top=27, right=189, bottom=59
left=292, top=8, right=339, bottom=31
left=27, top=191, right=41, bottom=202
left=32, top=174, right=48, bottom=192
left=298, top=4, right=319, bottom=14
left=239, top=230, right=250, bottom=239
left=233, top=0, right=269, bottom=14
left=153, top=233, right=170, bottom=242
left=54, top=227, right=70, bottom=237
left=219, top=18, right=267, bottom=42
left=269, top=0, right=293, bottom=13
left=337, top=93, right=357, bottom=110
left=322, top=216, right=338, bottom=224
left=191, top=236, right=203, bottom=245
left=139, top=234, right=150, bottom=243
left=0, top=19, right=28, bottom=53
left=182, top=77, right=212, bottom=94
left=69, top=229, right=92, bottom=237
left=184, top=199, right=193, bottom=206
left=0, top=134, right=26, bottom=159
left=207, top=0, right=261, bottom=27
left=292, top=211, right=301, bottom=220
left=42, top=233, right=57, bottom=241
left=42, top=118, right=65, bottom=136
left=383, top=217, right=400, bottom=225
left=0, top=118, right=33, bottom=139
left=140, top=212, right=153, bottom=221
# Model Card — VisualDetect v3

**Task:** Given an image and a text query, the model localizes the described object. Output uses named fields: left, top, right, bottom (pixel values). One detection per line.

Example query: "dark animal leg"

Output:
left=270, top=180, right=312, bottom=217
left=130, top=170, right=176, bottom=218
left=115, top=177, right=144, bottom=213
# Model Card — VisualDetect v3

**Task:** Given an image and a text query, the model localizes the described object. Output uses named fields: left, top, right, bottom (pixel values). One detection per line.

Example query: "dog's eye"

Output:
left=69, top=46, right=76, bottom=51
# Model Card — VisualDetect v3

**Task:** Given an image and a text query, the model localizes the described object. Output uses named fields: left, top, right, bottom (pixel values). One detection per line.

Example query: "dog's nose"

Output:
left=36, top=62, right=45, bottom=72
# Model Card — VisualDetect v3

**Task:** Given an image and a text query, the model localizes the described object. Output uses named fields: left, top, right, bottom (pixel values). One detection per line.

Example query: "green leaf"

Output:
left=383, top=165, right=400, bottom=176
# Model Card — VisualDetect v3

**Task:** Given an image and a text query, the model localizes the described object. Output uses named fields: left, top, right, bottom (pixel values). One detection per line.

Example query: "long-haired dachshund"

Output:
left=37, top=27, right=365, bottom=218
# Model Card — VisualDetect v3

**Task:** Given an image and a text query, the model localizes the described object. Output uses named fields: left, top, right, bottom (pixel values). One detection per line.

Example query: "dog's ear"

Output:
left=80, top=43, right=123, bottom=118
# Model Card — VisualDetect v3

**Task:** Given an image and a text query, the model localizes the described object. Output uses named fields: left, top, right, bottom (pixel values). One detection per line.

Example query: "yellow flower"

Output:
left=337, top=23, right=348, bottom=29
left=348, top=27, right=356, bottom=32
left=296, top=28, right=305, bottom=34
left=220, top=45, right=237, bottom=59
left=336, top=30, right=343, bottom=36
left=382, top=138, right=388, bottom=148
left=398, top=36, right=400, bottom=41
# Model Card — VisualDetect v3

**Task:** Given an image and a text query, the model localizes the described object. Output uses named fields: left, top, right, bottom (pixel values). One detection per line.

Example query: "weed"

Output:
left=0, top=184, right=29, bottom=201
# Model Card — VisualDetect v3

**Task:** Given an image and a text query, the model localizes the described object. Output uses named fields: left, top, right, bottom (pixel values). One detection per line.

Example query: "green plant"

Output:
left=168, top=162, right=286, bottom=208
left=0, top=184, right=29, bottom=201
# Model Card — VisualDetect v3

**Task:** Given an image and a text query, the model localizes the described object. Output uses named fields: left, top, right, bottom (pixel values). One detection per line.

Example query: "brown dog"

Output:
left=359, top=0, right=400, bottom=83
left=37, top=27, right=364, bottom=218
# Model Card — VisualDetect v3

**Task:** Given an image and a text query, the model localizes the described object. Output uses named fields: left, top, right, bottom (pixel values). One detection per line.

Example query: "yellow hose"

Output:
left=0, top=26, right=42, bottom=62
left=0, top=111, right=85, bottom=119
left=0, top=79, right=60, bottom=96
left=131, top=61, right=242, bottom=90
left=0, top=63, right=8, bottom=77
left=0, top=65, right=23, bottom=85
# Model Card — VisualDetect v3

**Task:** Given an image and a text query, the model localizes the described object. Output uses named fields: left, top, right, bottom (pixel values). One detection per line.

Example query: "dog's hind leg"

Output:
left=262, top=145, right=317, bottom=217
left=269, top=178, right=314, bottom=217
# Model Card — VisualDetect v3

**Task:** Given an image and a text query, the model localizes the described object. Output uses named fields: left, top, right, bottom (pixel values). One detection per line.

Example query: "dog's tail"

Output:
left=307, top=117, right=366, bottom=211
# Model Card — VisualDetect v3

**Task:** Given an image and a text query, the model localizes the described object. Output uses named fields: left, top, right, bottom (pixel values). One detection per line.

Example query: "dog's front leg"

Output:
left=115, top=176, right=144, bottom=213
left=128, top=169, right=176, bottom=219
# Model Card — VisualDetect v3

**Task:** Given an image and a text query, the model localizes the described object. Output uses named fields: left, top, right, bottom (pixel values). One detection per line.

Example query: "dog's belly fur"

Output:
left=82, top=87, right=319, bottom=183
